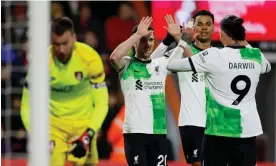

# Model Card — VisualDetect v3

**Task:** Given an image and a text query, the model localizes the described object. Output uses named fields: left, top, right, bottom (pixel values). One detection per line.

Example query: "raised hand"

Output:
left=136, top=16, right=153, bottom=37
left=181, top=19, right=198, bottom=44
left=163, top=14, right=181, bottom=40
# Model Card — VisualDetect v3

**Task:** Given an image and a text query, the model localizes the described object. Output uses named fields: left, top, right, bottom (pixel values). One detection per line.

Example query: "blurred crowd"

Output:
left=1, top=1, right=145, bottom=159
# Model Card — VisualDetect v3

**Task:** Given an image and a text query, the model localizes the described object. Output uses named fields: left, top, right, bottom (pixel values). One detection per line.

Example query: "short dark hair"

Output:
left=192, top=10, right=215, bottom=24
left=131, top=25, right=154, bottom=35
left=220, top=15, right=246, bottom=41
left=51, top=17, right=74, bottom=35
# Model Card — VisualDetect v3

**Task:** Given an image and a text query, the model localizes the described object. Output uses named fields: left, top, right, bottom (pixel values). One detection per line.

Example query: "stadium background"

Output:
left=1, top=1, right=276, bottom=165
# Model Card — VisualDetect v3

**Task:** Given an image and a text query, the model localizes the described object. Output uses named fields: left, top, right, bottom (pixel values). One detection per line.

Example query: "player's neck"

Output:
left=135, top=54, right=151, bottom=62
left=194, top=40, right=211, bottom=50
left=56, top=53, right=72, bottom=64
left=229, top=41, right=240, bottom=46
left=223, top=39, right=241, bottom=47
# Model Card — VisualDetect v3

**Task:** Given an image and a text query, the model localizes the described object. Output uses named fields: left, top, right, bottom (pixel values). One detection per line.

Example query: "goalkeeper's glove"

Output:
left=70, top=128, right=95, bottom=158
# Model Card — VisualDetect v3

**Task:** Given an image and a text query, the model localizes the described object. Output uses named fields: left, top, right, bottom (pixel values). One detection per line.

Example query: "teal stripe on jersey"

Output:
left=189, top=44, right=201, bottom=54
left=205, top=88, right=242, bottom=137
left=240, top=48, right=262, bottom=64
left=150, top=93, right=167, bottom=134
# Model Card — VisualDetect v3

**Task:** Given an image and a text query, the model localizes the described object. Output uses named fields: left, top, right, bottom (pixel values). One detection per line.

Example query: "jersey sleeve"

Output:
left=88, top=50, right=106, bottom=84
left=163, top=49, right=175, bottom=58
left=260, top=52, right=271, bottom=74
left=166, top=47, right=219, bottom=73
left=189, top=48, right=220, bottom=73
left=154, top=57, right=172, bottom=76
left=87, top=49, right=109, bottom=131
left=117, top=56, right=131, bottom=76
left=151, top=42, right=169, bottom=59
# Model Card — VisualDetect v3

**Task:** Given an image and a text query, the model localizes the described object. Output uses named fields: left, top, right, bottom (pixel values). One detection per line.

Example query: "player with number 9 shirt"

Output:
left=166, top=15, right=271, bottom=166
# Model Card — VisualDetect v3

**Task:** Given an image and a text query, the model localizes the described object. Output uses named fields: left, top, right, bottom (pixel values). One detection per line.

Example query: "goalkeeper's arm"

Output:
left=70, top=74, right=108, bottom=158
left=87, top=53, right=109, bottom=132
left=89, top=79, right=109, bottom=131
left=70, top=47, right=109, bottom=158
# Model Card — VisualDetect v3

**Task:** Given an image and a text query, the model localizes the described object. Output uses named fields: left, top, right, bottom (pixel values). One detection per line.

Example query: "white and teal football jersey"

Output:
left=177, top=44, right=206, bottom=127
left=119, top=56, right=169, bottom=134
left=188, top=46, right=271, bottom=138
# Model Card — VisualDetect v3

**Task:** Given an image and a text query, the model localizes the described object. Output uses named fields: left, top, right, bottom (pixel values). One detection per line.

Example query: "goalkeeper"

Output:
left=20, top=17, right=109, bottom=166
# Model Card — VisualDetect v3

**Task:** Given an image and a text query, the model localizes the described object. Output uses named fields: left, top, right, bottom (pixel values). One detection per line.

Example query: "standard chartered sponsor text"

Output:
left=143, top=81, right=164, bottom=90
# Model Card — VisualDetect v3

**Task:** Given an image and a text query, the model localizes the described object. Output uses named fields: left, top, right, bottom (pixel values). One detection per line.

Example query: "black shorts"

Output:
left=123, top=133, right=168, bottom=166
left=202, top=135, right=256, bottom=166
left=179, top=125, right=205, bottom=164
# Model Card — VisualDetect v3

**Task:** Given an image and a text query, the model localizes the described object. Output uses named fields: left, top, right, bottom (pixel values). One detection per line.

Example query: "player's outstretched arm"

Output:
left=167, top=56, right=192, bottom=72
left=110, top=16, right=153, bottom=71
left=166, top=33, right=199, bottom=73
left=150, top=42, right=169, bottom=59
left=166, top=40, right=192, bottom=72
left=167, top=40, right=218, bottom=73
left=164, top=15, right=192, bottom=63
left=165, top=18, right=195, bottom=64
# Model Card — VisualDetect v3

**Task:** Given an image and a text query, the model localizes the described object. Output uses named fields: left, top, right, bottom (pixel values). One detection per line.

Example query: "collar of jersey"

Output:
left=133, top=57, right=152, bottom=64
left=226, top=45, right=246, bottom=49
left=52, top=46, right=75, bottom=67
left=192, top=43, right=208, bottom=51
left=53, top=53, right=74, bottom=68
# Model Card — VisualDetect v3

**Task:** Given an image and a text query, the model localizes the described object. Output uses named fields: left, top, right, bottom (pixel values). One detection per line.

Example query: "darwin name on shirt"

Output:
left=229, top=62, right=255, bottom=69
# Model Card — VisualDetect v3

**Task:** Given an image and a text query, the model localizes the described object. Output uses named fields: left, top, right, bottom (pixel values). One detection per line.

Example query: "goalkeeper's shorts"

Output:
left=50, top=115, right=98, bottom=166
